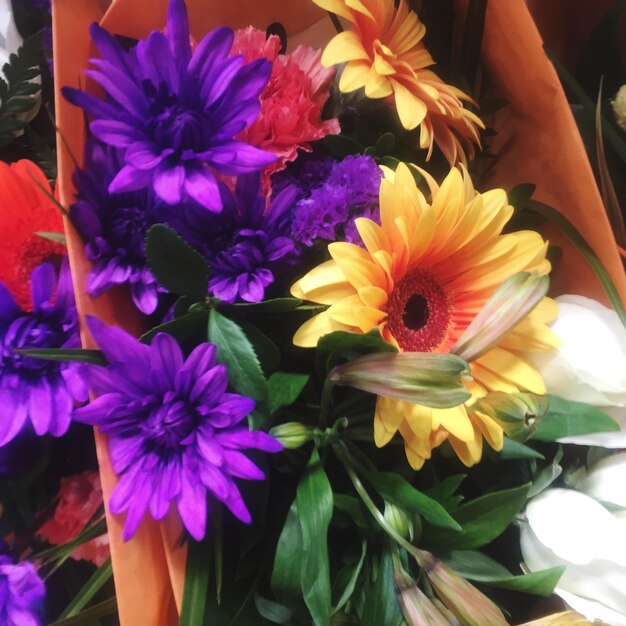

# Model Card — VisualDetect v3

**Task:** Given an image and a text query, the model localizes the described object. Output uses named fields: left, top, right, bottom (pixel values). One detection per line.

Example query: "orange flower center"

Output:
left=384, top=269, right=451, bottom=352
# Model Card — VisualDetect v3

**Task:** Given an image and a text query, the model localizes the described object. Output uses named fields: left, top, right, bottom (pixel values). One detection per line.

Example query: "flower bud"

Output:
left=395, top=566, right=455, bottom=626
left=268, top=422, right=313, bottom=449
left=418, top=551, right=508, bottom=626
left=472, top=392, right=549, bottom=441
left=330, top=352, right=471, bottom=409
left=384, top=502, right=414, bottom=540
left=612, top=85, right=626, bottom=132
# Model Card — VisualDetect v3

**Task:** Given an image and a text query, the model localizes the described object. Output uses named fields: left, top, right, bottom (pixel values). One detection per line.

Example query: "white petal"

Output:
left=524, top=489, right=626, bottom=565
left=556, top=589, right=626, bottom=626
left=576, top=452, right=626, bottom=507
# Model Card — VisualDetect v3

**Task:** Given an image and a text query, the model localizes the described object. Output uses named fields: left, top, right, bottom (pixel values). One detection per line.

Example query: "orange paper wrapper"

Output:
left=52, top=1, right=625, bottom=624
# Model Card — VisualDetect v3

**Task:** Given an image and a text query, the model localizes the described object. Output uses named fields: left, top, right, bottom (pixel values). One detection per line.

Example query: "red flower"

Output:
left=38, top=471, right=110, bottom=567
left=0, top=160, right=65, bottom=310
left=233, top=28, right=340, bottom=179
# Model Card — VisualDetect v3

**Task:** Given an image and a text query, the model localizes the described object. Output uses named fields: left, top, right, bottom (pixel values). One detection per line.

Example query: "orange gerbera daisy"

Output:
left=291, top=163, right=559, bottom=469
left=0, top=160, right=64, bottom=310
left=313, top=0, right=484, bottom=164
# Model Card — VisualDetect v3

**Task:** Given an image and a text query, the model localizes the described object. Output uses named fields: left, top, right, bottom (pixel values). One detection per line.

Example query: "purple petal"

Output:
left=0, top=386, right=28, bottom=446
left=30, top=263, right=56, bottom=309
left=153, top=162, right=185, bottom=205
left=150, top=333, right=184, bottom=389
left=189, top=26, right=233, bottom=77
left=130, top=281, right=159, bottom=315
left=190, top=364, right=228, bottom=405
left=167, top=0, right=192, bottom=68
left=125, top=142, right=167, bottom=170
left=178, top=455, right=207, bottom=540
left=216, top=429, right=282, bottom=453
left=73, top=392, right=127, bottom=425
left=205, top=141, right=275, bottom=175
left=196, top=429, right=224, bottom=466
left=109, top=163, right=153, bottom=194
left=222, top=450, right=264, bottom=480
left=184, top=167, right=221, bottom=212
left=89, top=23, right=134, bottom=75
left=91, top=120, right=142, bottom=147
left=29, top=378, right=53, bottom=435
left=0, top=283, right=19, bottom=321
left=48, top=385, right=73, bottom=437
left=86, top=316, right=150, bottom=365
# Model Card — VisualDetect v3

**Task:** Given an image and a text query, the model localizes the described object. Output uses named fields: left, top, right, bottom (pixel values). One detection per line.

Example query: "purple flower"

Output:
left=74, top=319, right=282, bottom=540
left=0, top=261, right=88, bottom=447
left=62, top=0, right=276, bottom=213
left=169, top=174, right=298, bottom=303
left=277, top=154, right=382, bottom=246
left=71, top=141, right=162, bottom=315
left=0, top=555, right=45, bottom=626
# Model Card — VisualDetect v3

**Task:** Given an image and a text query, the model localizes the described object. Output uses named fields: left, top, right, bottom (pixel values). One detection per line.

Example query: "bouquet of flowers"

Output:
left=1, top=0, right=626, bottom=624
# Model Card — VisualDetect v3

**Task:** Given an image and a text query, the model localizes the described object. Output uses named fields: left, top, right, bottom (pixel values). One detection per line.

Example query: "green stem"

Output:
left=333, top=442, right=424, bottom=563
left=327, top=11, right=343, bottom=33
left=320, top=375, right=334, bottom=429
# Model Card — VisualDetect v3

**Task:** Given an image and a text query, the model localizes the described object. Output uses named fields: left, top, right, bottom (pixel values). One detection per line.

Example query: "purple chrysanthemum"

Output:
left=74, top=318, right=282, bottom=540
left=169, top=174, right=298, bottom=303
left=0, top=261, right=88, bottom=447
left=71, top=141, right=162, bottom=315
left=276, top=154, right=382, bottom=246
left=62, top=0, right=276, bottom=213
left=0, top=555, right=45, bottom=626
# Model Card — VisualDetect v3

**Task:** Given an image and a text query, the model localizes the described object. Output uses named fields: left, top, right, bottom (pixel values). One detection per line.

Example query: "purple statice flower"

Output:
left=279, top=154, right=382, bottom=247
left=74, top=318, right=282, bottom=540
left=71, top=141, right=162, bottom=315
left=62, top=0, right=276, bottom=213
left=0, top=261, right=88, bottom=447
left=0, top=554, right=45, bottom=626
left=169, top=174, right=298, bottom=303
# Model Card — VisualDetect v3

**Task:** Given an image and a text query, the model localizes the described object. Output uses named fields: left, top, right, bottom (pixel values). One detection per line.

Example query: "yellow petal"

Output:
left=293, top=312, right=351, bottom=348
left=391, top=78, right=427, bottom=130
left=339, top=61, right=370, bottom=92
left=329, top=242, right=388, bottom=289
left=321, top=31, right=370, bottom=66
left=311, top=0, right=356, bottom=22
left=291, top=259, right=355, bottom=305
left=471, top=410, right=504, bottom=451
left=476, top=347, right=546, bottom=394
left=358, top=285, right=389, bottom=309
left=364, top=65, right=394, bottom=98
left=374, top=396, right=404, bottom=446
left=433, top=405, right=475, bottom=442
left=448, top=428, right=483, bottom=467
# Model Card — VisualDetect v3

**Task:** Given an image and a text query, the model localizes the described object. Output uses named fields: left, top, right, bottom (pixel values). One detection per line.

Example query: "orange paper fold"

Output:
left=53, top=0, right=625, bottom=624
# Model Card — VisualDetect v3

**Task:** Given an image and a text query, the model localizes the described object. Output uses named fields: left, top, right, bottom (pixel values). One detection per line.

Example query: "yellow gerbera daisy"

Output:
left=291, top=163, right=559, bottom=469
left=312, top=0, right=484, bottom=164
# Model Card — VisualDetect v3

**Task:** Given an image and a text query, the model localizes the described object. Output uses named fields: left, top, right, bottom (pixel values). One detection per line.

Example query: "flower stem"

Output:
left=319, top=375, right=334, bottom=429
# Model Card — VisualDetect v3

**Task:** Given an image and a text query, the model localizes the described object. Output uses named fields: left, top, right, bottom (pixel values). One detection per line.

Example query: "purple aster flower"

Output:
left=0, top=555, right=45, bottom=626
left=0, top=261, right=88, bottom=447
left=71, top=140, right=162, bottom=315
left=278, top=154, right=382, bottom=246
left=168, top=174, right=298, bottom=303
left=74, top=318, right=282, bottom=540
left=62, top=0, right=276, bottom=213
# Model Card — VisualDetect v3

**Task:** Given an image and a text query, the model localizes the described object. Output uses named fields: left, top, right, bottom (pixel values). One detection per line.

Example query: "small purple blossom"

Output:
left=62, top=0, right=276, bottom=213
left=0, top=261, right=88, bottom=447
left=74, top=318, right=282, bottom=540
left=276, top=154, right=382, bottom=246
left=71, top=141, right=162, bottom=315
left=169, top=174, right=299, bottom=303
left=0, top=554, right=45, bottom=626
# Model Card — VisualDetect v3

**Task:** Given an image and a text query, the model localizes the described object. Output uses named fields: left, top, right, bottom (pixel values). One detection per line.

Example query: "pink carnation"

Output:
left=233, top=28, right=340, bottom=179
left=38, top=471, right=110, bottom=567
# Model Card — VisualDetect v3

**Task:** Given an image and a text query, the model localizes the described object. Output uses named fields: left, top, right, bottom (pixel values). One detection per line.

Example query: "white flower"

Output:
left=521, top=455, right=626, bottom=625
left=526, top=295, right=626, bottom=447
left=0, top=0, right=22, bottom=71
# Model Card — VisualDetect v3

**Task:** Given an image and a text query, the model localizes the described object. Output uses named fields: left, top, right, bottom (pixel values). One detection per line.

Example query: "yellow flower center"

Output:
left=384, top=269, right=452, bottom=352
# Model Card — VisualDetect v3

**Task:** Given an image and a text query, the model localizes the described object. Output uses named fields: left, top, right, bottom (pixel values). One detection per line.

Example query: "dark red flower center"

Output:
left=384, top=269, right=451, bottom=352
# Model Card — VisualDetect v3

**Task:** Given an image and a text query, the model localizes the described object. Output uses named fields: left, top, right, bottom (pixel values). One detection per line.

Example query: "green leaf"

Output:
left=14, top=348, right=106, bottom=366
left=254, top=595, right=293, bottom=624
left=532, top=395, right=620, bottom=442
left=238, top=321, right=281, bottom=375
left=423, top=475, right=466, bottom=512
left=271, top=502, right=304, bottom=604
left=48, top=597, right=118, bottom=626
left=422, top=484, right=530, bottom=552
left=208, top=310, right=267, bottom=401
left=145, top=224, right=210, bottom=298
left=58, top=559, right=113, bottom=618
left=35, top=231, right=66, bottom=245
left=231, top=298, right=303, bottom=313
left=526, top=199, right=626, bottom=328
left=334, top=540, right=367, bottom=613
left=446, top=550, right=564, bottom=596
left=324, top=133, right=363, bottom=158
left=498, top=438, right=545, bottom=460
left=268, top=372, right=309, bottom=415
left=316, top=329, right=396, bottom=377
left=140, top=311, right=209, bottom=344
left=362, top=469, right=461, bottom=531
left=360, top=548, right=403, bottom=626
left=528, top=448, right=563, bottom=498
left=374, top=132, right=396, bottom=156
left=546, top=46, right=626, bottom=167
left=179, top=537, right=212, bottom=626
left=333, top=494, right=374, bottom=530
left=34, top=519, right=108, bottom=565
left=296, top=448, right=334, bottom=626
